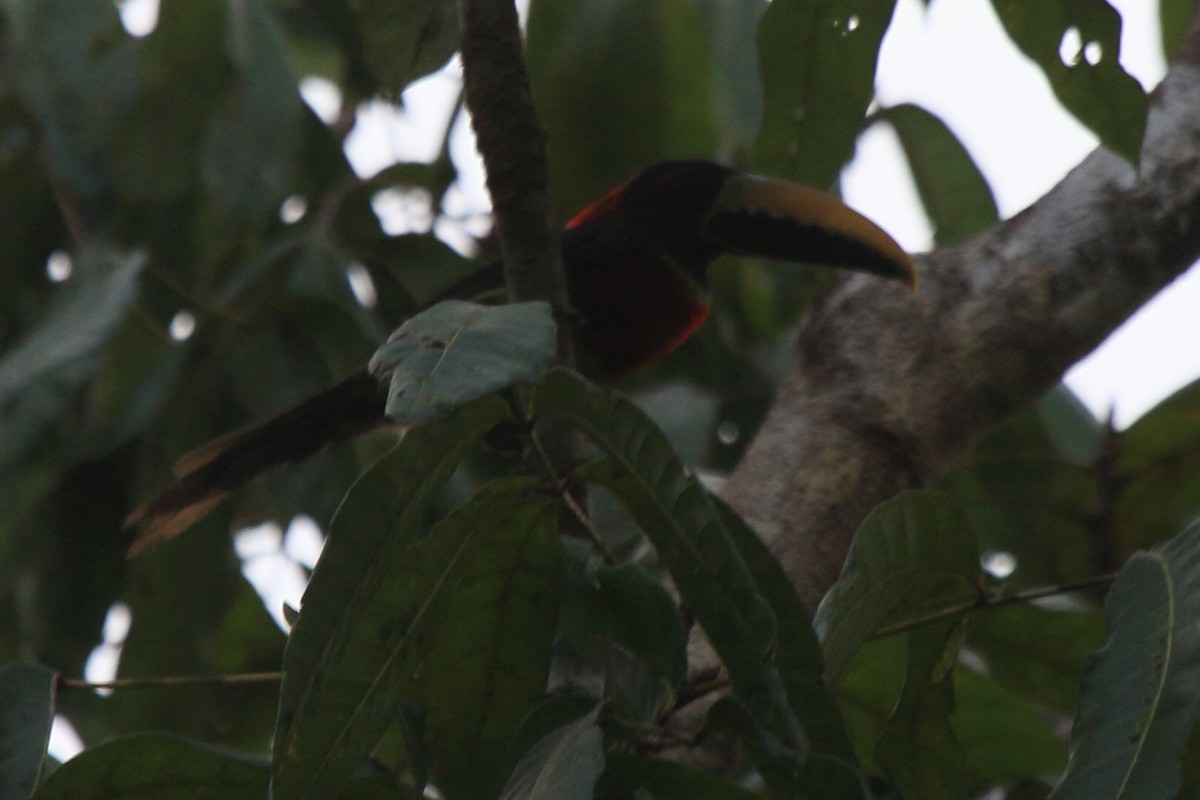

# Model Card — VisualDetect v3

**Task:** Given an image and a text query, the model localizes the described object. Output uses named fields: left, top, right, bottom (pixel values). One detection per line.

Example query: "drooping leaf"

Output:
left=497, top=707, right=604, bottom=800
left=754, top=0, right=898, bottom=189
left=368, top=300, right=556, bottom=425
left=1049, top=519, right=1200, bottom=799
left=273, top=479, right=554, bottom=800
left=990, top=0, right=1147, bottom=165
left=532, top=369, right=786, bottom=735
left=875, top=623, right=974, bottom=800
left=815, top=490, right=982, bottom=681
left=0, top=663, right=57, bottom=799
left=421, top=493, right=560, bottom=800
left=32, top=734, right=269, bottom=800
left=714, top=496, right=865, bottom=793
left=273, top=397, right=511, bottom=783
left=874, top=103, right=998, bottom=245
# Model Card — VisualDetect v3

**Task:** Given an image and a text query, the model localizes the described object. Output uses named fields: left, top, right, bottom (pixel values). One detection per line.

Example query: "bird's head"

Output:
left=567, top=159, right=916, bottom=289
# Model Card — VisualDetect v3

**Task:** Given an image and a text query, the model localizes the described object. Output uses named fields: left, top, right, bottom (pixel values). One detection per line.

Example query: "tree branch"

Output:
left=458, top=0, right=574, bottom=367
left=727, top=12, right=1200, bottom=606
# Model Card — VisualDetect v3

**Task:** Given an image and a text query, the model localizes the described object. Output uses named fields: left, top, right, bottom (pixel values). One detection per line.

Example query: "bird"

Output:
left=125, top=160, right=915, bottom=554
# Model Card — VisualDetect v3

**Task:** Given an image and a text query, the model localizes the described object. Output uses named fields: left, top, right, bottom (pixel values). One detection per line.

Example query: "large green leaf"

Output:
left=31, top=734, right=269, bottom=800
left=273, top=479, right=554, bottom=800
left=273, top=397, right=511, bottom=781
left=990, top=0, right=1147, bottom=165
left=526, top=0, right=717, bottom=213
left=875, top=623, right=973, bottom=800
left=497, top=707, right=604, bottom=800
left=368, top=301, right=557, bottom=425
left=3, top=0, right=136, bottom=194
left=421, top=492, right=560, bottom=800
left=531, top=370, right=787, bottom=734
left=953, top=668, right=1067, bottom=784
left=714, top=496, right=865, bottom=793
left=815, top=490, right=982, bottom=681
left=1113, top=376, right=1200, bottom=553
left=1049, top=519, right=1200, bottom=799
left=200, top=0, right=303, bottom=218
left=754, top=0, right=898, bottom=188
left=0, top=663, right=57, bottom=799
left=966, top=604, right=1105, bottom=716
left=874, top=103, right=998, bottom=246
left=352, top=0, right=459, bottom=96
left=556, top=562, right=687, bottom=722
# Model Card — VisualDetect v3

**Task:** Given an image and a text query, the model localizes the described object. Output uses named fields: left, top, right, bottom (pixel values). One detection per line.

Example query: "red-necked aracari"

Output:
left=126, top=160, right=915, bottom=553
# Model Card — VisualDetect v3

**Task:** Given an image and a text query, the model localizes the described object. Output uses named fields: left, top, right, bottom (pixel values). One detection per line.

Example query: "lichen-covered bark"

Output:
left=727, top=7, right=1200, bottom=607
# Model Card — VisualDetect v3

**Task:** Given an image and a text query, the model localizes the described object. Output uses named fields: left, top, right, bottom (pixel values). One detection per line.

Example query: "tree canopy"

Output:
left=3, top=1, right=1200, bottom=799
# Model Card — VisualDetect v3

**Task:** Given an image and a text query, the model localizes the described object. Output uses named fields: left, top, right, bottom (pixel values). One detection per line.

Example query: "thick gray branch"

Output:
left=726, top=20, right=1200, bottom=607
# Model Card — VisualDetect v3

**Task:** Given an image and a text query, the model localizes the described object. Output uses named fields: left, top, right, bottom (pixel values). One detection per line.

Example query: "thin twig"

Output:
left=59, top=671, right=283, bottom=691
left=527, top=426, right=616, bottom=565
left=874, top=572, right=1117, bottom=639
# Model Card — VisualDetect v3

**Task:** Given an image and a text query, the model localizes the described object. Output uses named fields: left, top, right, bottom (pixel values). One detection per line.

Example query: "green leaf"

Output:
left=815, top=490, right=982, bottom=681
left=940, top=386, right=1101, bottom=587
left=874, top=103, right=998, bottom=245
left=953, top=667, right=1067, bottom=783
left=557, top=563, right=688, bottom=721
left=532, top=370, right=785, bottom=731
left=1114, top=376, right=1200, bottom=553
left=498, top=707, right=604, bottom=800
left=421, top=493, right=560, bottom=800
left=273, top=479, right=555, bottom=800
left=875, top=624, right=974, bottom=800
left=753, top=0, right=898, bottom=188
left=273, top=397, right=512, bottom=792
left=990, top=0, right=1147, bottom=165
left=1049, top=519, right=1200, bottom=799
left=200, top=0, right=303, bottom=217
left=0, top=663, right=57, bottom=799
left=561, top=563, right=687, bottom=689
left=1161, top=0, right=1191, bottom=61
left=0, top=249, right=144, bottom=408
left=966, top=604, right=1105, bottom=716
left=713, top=497, right=865, bottom=792
left=1179, top=717, right=1200, bottom=799
left=368, top=300, right=557, bottom=425
left=526, top=0, right=717, bottom=213
left=352, top=0, right=459, bottom=95
left=598, top=752, right=764, bottom=800
left=32, top=734, right=270, bottom=800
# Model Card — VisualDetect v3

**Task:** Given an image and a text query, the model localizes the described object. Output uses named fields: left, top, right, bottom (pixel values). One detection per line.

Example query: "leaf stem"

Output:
left=59, top=671, right=283, bottom=691
left=874, top=572, right=1117, bottom=638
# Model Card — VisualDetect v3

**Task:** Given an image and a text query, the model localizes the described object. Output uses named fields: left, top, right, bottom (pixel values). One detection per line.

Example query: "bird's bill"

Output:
left=703, top=173, right=918, bottom=289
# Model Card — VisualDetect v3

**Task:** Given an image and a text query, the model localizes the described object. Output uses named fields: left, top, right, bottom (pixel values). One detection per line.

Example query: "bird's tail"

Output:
left=125, top=369, right=387, bottom=555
